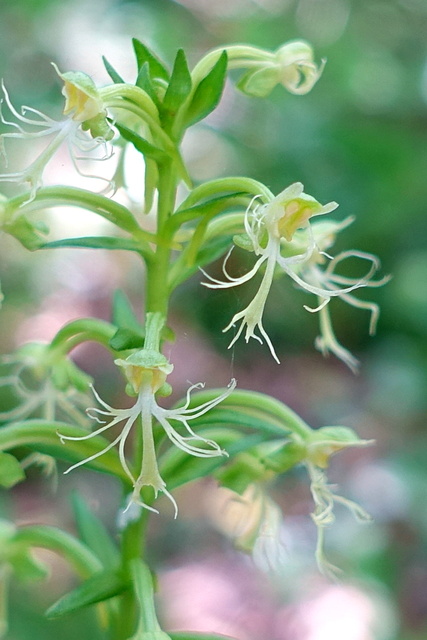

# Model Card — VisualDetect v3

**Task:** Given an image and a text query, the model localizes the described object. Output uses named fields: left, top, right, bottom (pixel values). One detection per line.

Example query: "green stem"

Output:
left=10, top=186, right=145, bottom=237
left=191, top=45, right=276, bottom=87
left=146, top=161, right=177, bottom=315
left=176, top=177, right=274, bottom=210
left=49, top=318, right=117, bottom=354
left=117, top=511, right=149, bottom=640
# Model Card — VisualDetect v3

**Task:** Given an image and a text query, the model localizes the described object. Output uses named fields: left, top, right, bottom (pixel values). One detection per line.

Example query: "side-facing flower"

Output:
left=203, top=183, right=388, bottom=369
left=202, top=182, right=337, bottom=362
left=59, top=349, right=236, bottom=516
left=304, top=426, right=374, bottom=577
left=236, top=40, right=325, bottom=98
left=0, top=66, right=113, bottom=200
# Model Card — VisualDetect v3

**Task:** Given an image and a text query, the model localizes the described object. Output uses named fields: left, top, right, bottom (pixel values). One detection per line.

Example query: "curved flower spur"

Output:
left=202, top=182, right=389, bottom=369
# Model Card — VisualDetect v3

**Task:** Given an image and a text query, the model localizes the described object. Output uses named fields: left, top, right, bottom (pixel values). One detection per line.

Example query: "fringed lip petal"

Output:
left=59, top=378, right=236, bottom=515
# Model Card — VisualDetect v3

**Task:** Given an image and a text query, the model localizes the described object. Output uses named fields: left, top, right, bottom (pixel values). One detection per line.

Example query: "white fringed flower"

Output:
left=0, top=66, right=113, bottom=200
left=304, top=426, right=374, bottom=577
left=203, top=182, right=337, bottom=362
left=203, top=183, right=388, bottom=369
left=59, top=350, right=236, bottom=516
left=0, top=343, right=91, bottom=425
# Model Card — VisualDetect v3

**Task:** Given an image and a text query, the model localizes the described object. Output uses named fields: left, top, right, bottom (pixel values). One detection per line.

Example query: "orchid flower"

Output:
left=59, top=349, right=236, bottom=516
left=304, top=426, right=374, bottom=577
left=202, top=182, right=338, bottom=363
left=0, top=343, right=92, bottom=425
left=0, top=66, right=114, bottom=201
left=203, top=183, right=388, bottom=369
left=231, top=40, right=325, bottom=98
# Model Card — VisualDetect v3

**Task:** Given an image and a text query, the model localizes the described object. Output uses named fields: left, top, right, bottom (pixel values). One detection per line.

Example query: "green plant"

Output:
left=0, top=38, right=388, bottom=639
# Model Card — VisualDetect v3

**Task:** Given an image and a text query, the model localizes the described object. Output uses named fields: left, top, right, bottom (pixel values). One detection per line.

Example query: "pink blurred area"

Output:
left=160, top=557, right=382, bottom=640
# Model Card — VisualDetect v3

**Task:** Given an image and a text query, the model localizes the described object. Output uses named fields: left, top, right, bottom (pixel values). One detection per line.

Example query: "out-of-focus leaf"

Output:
left=102, top=56, right=124, bottom=84
left=41, top=236, right=143, bottom=252
left=71, top=493, right=120, bottom=568
left=45, top=569, right=128, bottom=619
left=109, top=328, right=145, bottom=351
left=0, top=420, right=129, bottom=482
left=170, top=633, right=237, bottom=640
left=112, top=289, right=143, bottom=333
left=0, top=452, right=25, bottom=488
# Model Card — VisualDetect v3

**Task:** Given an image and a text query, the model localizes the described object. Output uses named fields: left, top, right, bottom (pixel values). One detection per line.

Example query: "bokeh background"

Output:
left=1, top=0, right=427, bottom=639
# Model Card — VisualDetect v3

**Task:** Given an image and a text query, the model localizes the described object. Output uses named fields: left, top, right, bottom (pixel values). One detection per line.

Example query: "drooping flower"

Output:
left=203, top=183, right=388, bottom=369
left=59, top=349, right=236, bottom=516
left=303, top=426, right=374, bottom=577
left=0, top=66, right=114, bottom=200
left=211, top=484, right=287, bottom=573
left=236, top=40, right=325, bottom=98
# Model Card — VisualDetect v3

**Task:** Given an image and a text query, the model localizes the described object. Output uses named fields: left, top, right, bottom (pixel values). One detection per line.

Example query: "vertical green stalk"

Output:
left=116, top=155, right=179, bottom=639
left=117, top=511, right=149, bottom=640
left=146, top=160, right=177, bottom=316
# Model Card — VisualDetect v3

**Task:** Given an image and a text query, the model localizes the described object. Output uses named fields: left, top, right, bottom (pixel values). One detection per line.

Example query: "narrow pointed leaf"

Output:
left=45, top=569, right=128, bottom=618
left=132, top=38, right=169, bottom=81
left=163, top=49, right=192, bottom=113
left=102, top=56, right=125, bottom=84
left=116, top=122, right=167, bottom=161
left=71, top=493, right=120, bottom=568
left=112, top=289, right=143, bottom=333
left=184, top=51, right=228, bottom=127
left=41, top=236, right=144, bottom=252
left=135, top=61, right=159, bottom=106
left=109, top=328, right=145, bottom=351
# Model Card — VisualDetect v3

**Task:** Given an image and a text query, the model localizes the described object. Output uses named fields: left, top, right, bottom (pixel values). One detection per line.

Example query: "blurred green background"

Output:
left=1, top=0, right=427, bottom=639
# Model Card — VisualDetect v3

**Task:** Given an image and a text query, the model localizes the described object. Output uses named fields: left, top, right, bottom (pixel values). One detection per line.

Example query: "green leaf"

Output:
left=0, top=452, right=25, bottom=488
left=71, top=493, right=120, bottom=568
left=102, top=56, right=125, bottom=84
left=109, top=328, right=145, bottom=351
left=169, top=235, right=232, bottom=290
left=184, top=51, right=228, bottom=127
left=135, top=61, right=159, bottom=106
left=0, top=420, right=129, bottom=482
left=170, top=633, right=237, bottom=640
left=112, top=290, right=143, bottom=333
left=163, top=49, right=192, bottom=114
left=45, top=569, right=128, bottom=618
left=132, top=38, right=169, bottom=81
left=162, top=430, right=267, bottom=490
left=41, top=236, right=144, bottom=252
left=115, top=122, right=167, bottom=161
